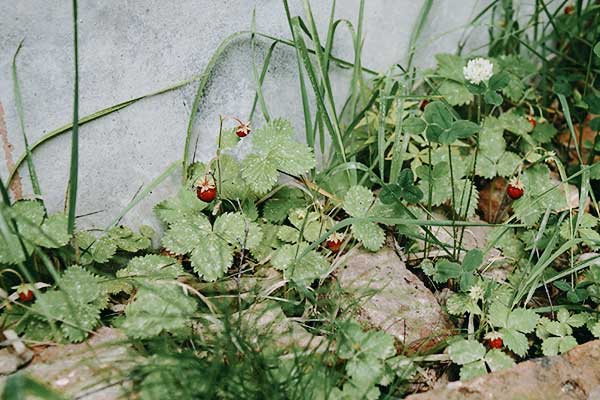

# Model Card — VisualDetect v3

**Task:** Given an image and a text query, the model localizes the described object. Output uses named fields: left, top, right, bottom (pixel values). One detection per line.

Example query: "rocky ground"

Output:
left=1, top=246, right=599, bottom=399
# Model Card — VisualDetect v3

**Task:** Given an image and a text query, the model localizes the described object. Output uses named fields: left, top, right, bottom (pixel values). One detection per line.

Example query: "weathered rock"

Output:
left=336, top=246, right=453, bottom=351
left=406, top=339, right=600, bottom=400
left=0, top=348, right=31, bottom=375
left=0, top=327, right=135, bottom=400
left=238, top=302, right=326, bottom=352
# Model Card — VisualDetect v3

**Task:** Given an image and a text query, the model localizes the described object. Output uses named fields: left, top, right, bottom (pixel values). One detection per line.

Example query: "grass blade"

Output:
left=11, top=41, right=42, bottom=197
left=66, top=0, right=79, bottom=234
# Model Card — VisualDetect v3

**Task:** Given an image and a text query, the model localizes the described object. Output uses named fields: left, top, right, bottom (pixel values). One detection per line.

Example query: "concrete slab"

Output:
left=0, top=0, right=489, bottom=233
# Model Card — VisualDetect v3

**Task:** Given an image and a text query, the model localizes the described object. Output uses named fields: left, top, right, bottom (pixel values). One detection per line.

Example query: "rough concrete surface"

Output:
left=0, top=1, right=492, bottom=232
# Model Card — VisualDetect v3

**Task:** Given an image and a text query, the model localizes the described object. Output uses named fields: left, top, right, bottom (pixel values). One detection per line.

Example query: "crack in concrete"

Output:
left=0, top=100, right=23, bottom=200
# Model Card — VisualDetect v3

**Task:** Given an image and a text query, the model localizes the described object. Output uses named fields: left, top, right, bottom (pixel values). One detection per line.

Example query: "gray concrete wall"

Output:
left=0, top=0, right=492, bottom=232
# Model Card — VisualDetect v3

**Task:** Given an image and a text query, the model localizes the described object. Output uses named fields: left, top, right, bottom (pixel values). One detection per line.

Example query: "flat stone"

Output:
left=406, top=339, right=600, bottom=400
left=230, top=301, right=326, bottom=353
left=0, top=327, right=135, bottom=400
left=336, top=246, right=453, bottom=351
left=0, top=348, right=31, bottom=375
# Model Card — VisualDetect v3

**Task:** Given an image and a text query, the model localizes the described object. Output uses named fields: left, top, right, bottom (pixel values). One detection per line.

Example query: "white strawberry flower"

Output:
left=469, top=284, right=484, bottom=301
left=463, top=57, right=494, bottom=85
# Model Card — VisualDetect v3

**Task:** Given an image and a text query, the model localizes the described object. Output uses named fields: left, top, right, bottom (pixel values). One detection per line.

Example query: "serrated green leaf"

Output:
left=438, top=80, right=473, bottom=106
left=343, top=186, right=375, bottom=217
left=435, top=54, right=465, bottom=81
left=460, top=360, right=487, bottom=381
left=76, top=232, right=117, bottom=265
left=189, top=235, right=232, bottom=282
left=500, top=328, right=528, bottom=356
left=59, top=266, right=102, bottom=305
left=213, top=212, right=263, bottom=250
left=507, top=308, right=539, bottom=333
left=108, top=226, right=152, bottom=252
left=448, top=339, right=486, bottom=365
left=277, top=225, right=300, bottom=243
left=446, top=293, right=482, bottom=315
left=498, top=110, right=533, bottom=136
left=122, top=284, right=196, bottom=338
left=262, top=187, right=306, bottom=223
left=34, top=213, right=71, bottom=248
left=154, top=187, right=207, bottom=226
left=488, top=302, right=510, bottom=329
left=241, top=154, right=279, bottom=195
left=484, top=349, right=514, bottom=372
left=117, top=254, right=183, bottom=281
left=351, top=221, right=385, bottom=252
left=496, top=152, right=521, bottom=177
left=161, top=215, right=211, bottom=255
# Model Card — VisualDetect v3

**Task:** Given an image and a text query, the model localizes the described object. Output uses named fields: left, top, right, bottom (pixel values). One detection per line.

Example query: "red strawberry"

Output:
left=16, top=284, right=34, bottom=302
left=528, top=117, right=537, bottom=129
left=235, top=122, right=251, bottom=138
left=489, top=337, right=503, bottom=349
left=419, top=99, right=430, bottom=112
left=326, top=232, right=345, bottom=253
left=564, top=5, right=574, bottom=14
left=196, top=176, right=217, bottom=202
left=485, top=332, right=503, bottom=349
left=507, top=177, right=524, bottom=200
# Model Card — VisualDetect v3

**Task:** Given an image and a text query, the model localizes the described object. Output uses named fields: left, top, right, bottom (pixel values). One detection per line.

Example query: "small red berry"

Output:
left=485, top=332, right=503, bottom=349
left=564, top=5, right=574, bottom=14
left=196, top=176, right=217, bottom=202
left=235, top=122, right=251, bottom=138
left=489, top=337, right=503, bottom=349
left=326, top=233, right=345, bottom=253
left=528, top=117, right=537, bottom=129
left=507, top=177, right=524, bottom=200
left=419, top=99, right=430, bottom=112
left=16, top=284, right=34, bottom=302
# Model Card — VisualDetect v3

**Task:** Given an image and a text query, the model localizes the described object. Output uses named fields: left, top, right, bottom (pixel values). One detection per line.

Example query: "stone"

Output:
left=336, top=246, right=453, bottom=351
left=406, top=339, right=600, bottom=400
left=0, top=327, right=135, bottom=400
left=220, top=301, right=326, bottom=353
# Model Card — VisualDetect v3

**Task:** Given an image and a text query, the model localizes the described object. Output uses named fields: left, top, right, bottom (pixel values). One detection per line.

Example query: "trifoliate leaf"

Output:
left=446, top=293, right=482, bottom=315
left=242, top=119, right=315, bottom=194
